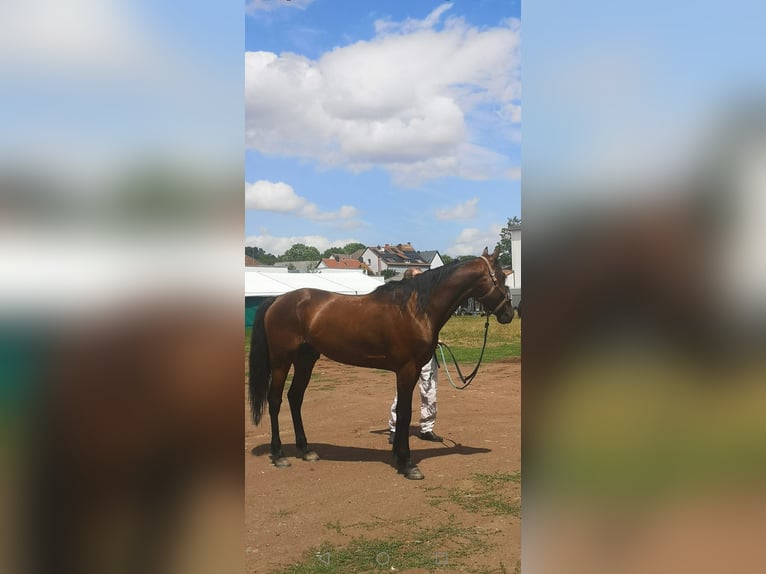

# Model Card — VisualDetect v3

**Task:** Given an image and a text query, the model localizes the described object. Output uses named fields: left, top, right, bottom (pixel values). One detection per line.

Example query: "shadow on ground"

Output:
left=249, top=441, right=491, bottom=468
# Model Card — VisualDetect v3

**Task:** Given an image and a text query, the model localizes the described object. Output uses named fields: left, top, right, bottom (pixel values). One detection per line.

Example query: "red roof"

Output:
left=320, top=258, right=366, bottom=270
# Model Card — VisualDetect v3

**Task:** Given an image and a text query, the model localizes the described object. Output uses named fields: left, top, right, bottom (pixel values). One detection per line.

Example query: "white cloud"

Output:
left=245, top=232, right=358, bottom=255
left=507, top=166, right=521, bottom=180
left=1, top=0, right=160, bottom=73
left=498, top=102, right=522, bottom=124
left=246, top=0, right=315, bottom=14
left=436, top=197, right=479, bottom=221
left=246, top=5, right=520, bottom=185
left=245, top=180, right=305, bottom=211
left=374, top=2, right=454, bottom=36
left=447, top=224, right=503, bottom=256
left=245, top=180, right=359, bottom=221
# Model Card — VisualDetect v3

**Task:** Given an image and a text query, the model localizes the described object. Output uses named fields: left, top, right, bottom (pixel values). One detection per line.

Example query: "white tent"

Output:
left=245, top=269, right=385, bottom=297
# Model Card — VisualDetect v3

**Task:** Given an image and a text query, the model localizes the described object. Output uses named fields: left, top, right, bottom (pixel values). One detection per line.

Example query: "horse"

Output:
left=248, top=245, right=514, bottom=480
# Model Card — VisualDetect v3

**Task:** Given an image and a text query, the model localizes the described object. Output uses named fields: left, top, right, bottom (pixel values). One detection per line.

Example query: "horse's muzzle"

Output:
left=496, top=313, right=513, bottom=324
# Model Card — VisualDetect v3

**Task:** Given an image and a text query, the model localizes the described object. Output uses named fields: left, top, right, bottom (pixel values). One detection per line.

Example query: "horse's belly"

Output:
left=318, top=344, right=399, bottom=372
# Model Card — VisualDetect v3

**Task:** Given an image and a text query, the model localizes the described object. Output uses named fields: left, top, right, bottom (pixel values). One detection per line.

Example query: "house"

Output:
left=507, top=224, right=521, bottom=288
left=316, top=256, right=370, bottom=272
left=322, top=252, right=355, bottom=261
left=348, top=248, right=366, bottom=261
left=272, top=260, right=319, bottom=273
left=417, top=250, right=444, bottom=270
left=360, top=243, right=437, bottom=276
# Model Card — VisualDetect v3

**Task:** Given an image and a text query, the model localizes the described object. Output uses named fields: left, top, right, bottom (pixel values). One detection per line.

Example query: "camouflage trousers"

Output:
left=388, top=356, right=437, bottom=433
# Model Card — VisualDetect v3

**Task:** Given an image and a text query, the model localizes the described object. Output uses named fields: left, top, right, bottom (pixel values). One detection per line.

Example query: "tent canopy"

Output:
left=245, top=269, right=384, bottom=297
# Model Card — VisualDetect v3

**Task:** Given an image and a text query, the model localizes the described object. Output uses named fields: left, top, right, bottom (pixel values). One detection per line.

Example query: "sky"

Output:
left=245, top=0, right=521, bottom=258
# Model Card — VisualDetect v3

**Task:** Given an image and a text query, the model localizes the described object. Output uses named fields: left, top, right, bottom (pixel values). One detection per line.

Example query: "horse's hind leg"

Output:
left=268, top=359, right=292, bottom=468
left=288, top=344, right=320, bottom=462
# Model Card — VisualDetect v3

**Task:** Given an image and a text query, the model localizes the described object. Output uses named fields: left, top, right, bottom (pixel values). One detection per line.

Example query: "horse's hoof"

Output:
left=302, top=450, right=320, bottom=462
left=272, top=457, right=291, bottom=468
left=398, top=465, right=424, bottom=480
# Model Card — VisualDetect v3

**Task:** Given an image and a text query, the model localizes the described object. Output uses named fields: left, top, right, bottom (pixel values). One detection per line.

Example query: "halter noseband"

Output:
left=478, top=256, right=511, bottom=315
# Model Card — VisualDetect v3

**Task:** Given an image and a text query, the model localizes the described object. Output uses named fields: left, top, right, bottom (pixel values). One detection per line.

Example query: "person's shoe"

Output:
left=417, top=430, right=443, bottom=442
left=388, top=432, right=395, bottom=444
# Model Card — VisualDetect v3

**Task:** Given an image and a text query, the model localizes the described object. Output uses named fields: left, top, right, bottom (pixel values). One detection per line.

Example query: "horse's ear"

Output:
left=491, top=244, right=501, bottom=261
left=481, top=246, right=489, bottom=257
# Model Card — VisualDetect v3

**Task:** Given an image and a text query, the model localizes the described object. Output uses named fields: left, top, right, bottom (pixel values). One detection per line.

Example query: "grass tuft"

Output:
left=429, top=472, right=521, bottom=517
left=274, top=516, right=496, bottom=573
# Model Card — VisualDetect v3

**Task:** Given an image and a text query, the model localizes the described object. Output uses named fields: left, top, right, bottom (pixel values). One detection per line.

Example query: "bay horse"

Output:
left=248, top=245, right=514, bottom=480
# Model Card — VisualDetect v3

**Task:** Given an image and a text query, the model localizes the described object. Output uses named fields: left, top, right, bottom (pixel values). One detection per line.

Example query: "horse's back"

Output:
left=264, top=288, right=349, bottom=343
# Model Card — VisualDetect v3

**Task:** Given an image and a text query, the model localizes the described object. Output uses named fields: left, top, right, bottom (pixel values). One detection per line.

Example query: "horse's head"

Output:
left=477, top=246, right=514, bottom=324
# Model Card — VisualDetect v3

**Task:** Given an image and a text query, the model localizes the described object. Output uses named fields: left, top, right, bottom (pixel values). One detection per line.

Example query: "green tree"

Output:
left=381, top=269, right=398, bottom=279
left=498, top=217, right=521, bottom=267
left=321, top=246, right=344, bottom=258
left=245, top=246, right=277, bottom=265
left=259, top=252, right=277, bottom=265
left=321, top=243, right=365, bottom=258
left=280, top=243, right=321, bottom=262
left=341, top=242, right=366, bottom=254
left=441, top=254, right=454, bottom=265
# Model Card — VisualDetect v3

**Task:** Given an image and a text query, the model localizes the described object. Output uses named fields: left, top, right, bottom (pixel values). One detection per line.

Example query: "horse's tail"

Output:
left=249, top=296, right=277, bottom=425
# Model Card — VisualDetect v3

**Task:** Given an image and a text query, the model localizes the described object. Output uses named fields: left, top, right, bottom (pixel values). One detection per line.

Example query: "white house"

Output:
left=418, top=250, right=445, bottom=270
left=360, top=243, right=441, bottom=276
left=508, top=225, right=521, bottom=288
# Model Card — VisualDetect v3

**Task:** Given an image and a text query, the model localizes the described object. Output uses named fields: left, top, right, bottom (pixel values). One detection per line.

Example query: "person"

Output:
left=388, top=267, right=443, bottom=444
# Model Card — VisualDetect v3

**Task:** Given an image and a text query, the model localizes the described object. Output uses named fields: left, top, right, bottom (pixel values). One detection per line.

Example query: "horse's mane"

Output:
left=370, top=259, right=471, bottom=313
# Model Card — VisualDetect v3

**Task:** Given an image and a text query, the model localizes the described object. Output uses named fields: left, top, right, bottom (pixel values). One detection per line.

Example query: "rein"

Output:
left=434, top=255, right=505, bottom=390
left=436, top=314, right=490, bottom=390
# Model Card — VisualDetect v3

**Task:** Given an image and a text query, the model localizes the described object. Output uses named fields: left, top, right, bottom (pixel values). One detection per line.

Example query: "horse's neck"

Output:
left=427, top=263, right=484, bottom=331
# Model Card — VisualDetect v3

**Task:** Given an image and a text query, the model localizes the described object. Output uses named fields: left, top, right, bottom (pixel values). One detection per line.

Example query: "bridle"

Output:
left=477, top=256, right=511, bottom=316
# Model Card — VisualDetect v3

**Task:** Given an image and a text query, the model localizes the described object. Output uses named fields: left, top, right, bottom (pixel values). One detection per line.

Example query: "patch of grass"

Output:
left=429, top=472, right=521, bottom=518
left=472, top=471, right=521, bottom=487
left=468, top=563, right=516, bottom=574
left=438, top=315, right=520, bottom=360
left=324, top=520, right=343, bottom=534
left=437, top=343, right=521, bottom=365
left=274, top=516, right=496, bottom=573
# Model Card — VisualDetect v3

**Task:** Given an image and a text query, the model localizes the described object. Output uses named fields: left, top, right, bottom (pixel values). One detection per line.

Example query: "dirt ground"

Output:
left=245, top=357, right=521, bottom=573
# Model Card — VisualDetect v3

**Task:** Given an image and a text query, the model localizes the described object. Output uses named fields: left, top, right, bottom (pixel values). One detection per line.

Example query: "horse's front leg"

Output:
left=393, top=365, right=424, bottom=480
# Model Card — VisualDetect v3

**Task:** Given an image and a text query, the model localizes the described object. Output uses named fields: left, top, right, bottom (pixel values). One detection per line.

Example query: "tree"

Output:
left=381, top=269, right=398, bottom=279
left=321, top=242, right=365, bottom=259
left=321, top=247, right=344, bottom=258
left=498, top=216, right=521, bottom=267
left=342, top=242, right=366, bottom=254
left=441, top=254, right=453, bottom=265
left=245, top=246, right=262, bottom=259
left=245, top=246, right=277, bottom=265
left=279, top=243, right=321, bottom=262
left=259, top=252, right=277, bottom=265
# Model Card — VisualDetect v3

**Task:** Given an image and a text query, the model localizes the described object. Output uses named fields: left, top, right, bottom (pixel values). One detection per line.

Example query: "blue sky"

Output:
left=245, top=0, right=521, bottom=257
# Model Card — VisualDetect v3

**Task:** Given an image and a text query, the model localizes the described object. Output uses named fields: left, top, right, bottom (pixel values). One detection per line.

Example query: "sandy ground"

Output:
left=245, top=357, right=520, bottom=573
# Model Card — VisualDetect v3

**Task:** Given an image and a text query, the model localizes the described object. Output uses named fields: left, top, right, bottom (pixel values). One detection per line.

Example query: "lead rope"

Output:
left=436, top=314, right=490, bottom=390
